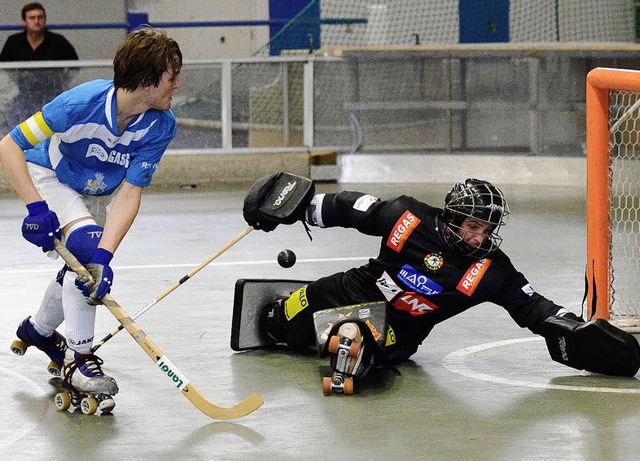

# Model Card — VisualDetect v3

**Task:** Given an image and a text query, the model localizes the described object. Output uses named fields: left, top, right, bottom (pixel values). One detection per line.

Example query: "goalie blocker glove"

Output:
left=543, top=315, right=640, bottom=377
left=243, top=172, right=315, bottom=232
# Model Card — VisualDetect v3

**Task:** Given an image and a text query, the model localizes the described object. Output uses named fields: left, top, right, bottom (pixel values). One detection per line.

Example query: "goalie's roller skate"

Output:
left=313, top=302, right=388, bottom=396
left=322, top=322, right=367, bottom=396
left=54, top=349, right=119, bottom=415
left=10, top=316, right=67, bottom=376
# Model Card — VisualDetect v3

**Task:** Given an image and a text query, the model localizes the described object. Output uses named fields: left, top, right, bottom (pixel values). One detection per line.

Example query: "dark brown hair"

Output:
left=113, top=26, right=182, bottom=92
left=21, top=2, right=45, bottom=20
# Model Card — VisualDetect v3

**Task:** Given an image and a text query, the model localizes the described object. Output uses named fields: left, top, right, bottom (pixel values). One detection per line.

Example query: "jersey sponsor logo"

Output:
left=424, top=252, right=444, bottom=271
left=284, top=285, right=309, bottom=321
left=397, top=264, right=443, bottom=296
left=272, top=181, right=297, bottom=209
left=376, top=271, right=403, bottom=301
left=141, top=161, right=158, bottom=170
left=521, top=283, right=536, bottom=297
left=386, top=210, right=420, bottom=253
left=393, top=292, right=439, bottom=316
left=353, top=194, right=379, bottom=212
left=456, top=258, right=492, bottom=297
left=85, top=143, right=130, bottom=167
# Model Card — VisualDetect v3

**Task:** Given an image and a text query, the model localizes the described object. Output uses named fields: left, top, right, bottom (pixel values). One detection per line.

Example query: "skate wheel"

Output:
left=322, top=376, right=333, bottom=395
left=54, top=392, right=71, bottom=411
left=47, top=360, right=61, bottom=377
left=10, top=339, right=27, bottom=356
left=348, top=341, right=361, bottom=358
left=80, top=396, right=98, bottom=415
left=343, top=377, right=354, bottom=395
left=327, top=335, right=340, bottom=354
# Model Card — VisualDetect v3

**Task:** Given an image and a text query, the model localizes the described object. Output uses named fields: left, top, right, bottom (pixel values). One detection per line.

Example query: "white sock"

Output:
left=61, top=271, right=96, bottom=353
left=31, top=277, right=65, bottom=337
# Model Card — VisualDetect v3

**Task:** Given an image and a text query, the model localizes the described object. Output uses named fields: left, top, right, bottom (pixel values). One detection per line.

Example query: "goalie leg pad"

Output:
left=543, top=316, right=640, bottom=377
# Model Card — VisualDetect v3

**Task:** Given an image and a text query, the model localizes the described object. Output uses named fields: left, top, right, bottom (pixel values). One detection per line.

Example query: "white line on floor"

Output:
left=442, top=337, right=640, bottom=394
left=0, top=256, right=369, bottom=275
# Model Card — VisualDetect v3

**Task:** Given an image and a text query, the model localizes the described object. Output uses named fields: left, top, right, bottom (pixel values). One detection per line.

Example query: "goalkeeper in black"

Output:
left=242, top=175, right=640, bottom=385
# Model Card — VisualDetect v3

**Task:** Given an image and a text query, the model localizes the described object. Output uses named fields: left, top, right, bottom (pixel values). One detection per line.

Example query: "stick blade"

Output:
left=183, top=385, right=264, bottom=420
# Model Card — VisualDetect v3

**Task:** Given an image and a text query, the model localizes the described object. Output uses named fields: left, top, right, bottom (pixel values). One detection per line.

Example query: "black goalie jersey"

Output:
left=284, top=191, right=566, bottom=363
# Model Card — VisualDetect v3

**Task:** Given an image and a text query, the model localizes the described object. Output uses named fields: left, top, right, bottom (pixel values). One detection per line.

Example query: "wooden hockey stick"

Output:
left=91, top=226, right=253, bottom=352
left=54, top=238, right=263, bottom=420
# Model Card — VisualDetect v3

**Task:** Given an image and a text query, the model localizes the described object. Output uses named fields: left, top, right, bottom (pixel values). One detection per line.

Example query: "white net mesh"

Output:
left=257, top=0, right=636, bottom=55
left=246, top=0, right=636, bottom=152
left=319, top=0, right=459, bottom=47
left=510, top=0, right=635, bottom=42
left=608, top=91, right=640, bottom=325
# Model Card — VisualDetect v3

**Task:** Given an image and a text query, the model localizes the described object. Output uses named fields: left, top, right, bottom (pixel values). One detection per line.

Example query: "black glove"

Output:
left=243, top=172, right=315, bottom=232
left=243, top=173, right=282, bottom=231
left=559, top=312, right=585, bottom=322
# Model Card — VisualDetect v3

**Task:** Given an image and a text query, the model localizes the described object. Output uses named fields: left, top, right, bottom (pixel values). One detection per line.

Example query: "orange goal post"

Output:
left=586, top=67, right=640, bottom=329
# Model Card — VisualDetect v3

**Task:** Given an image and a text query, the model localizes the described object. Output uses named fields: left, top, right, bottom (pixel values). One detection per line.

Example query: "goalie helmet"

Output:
left=441, top=178, right=509, bottom=258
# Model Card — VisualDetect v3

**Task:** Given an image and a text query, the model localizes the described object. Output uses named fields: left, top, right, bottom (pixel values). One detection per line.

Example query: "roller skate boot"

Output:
left=322, top=322, right=366, bottom=396
left=10, top=316, right=67, bottom=376
left=55, top=350, right=118, bottom=415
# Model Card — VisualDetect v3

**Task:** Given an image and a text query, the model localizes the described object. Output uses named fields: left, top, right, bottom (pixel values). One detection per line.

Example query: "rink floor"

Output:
left=2, top=181, right=640, bottom=461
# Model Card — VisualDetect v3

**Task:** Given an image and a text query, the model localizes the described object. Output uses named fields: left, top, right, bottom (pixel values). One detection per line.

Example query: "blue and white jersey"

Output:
left=10, top=79, right=176, bottom=196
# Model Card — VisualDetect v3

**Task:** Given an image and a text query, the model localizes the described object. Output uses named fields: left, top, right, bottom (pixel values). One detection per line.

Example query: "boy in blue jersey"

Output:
left=0, top=26, right=182, bottom=407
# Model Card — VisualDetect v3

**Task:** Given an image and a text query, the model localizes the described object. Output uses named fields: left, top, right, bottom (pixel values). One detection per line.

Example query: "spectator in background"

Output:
left=0, top=2, right=78, bottom=61
left=0, top=2, right=79, bottom=131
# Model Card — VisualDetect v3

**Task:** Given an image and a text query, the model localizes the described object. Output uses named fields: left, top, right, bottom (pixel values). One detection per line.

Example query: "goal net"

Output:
left=586, top=68, right=640, bottom=328
left=256, top=0, right=636, bottom=56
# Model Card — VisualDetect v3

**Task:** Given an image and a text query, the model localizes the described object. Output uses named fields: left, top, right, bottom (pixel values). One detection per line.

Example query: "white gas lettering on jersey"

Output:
left=390, top=215, right=415, bottom=246
left=86, top=143, right=130, bottom=167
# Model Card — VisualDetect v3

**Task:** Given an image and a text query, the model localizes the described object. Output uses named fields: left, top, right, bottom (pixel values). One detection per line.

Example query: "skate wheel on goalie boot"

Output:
left=47, top=360, right=61, bottom=377
left=54, top=392, right=71, bottom=411
left=328, top=335, right=341, bottom=354
left=322, top=376, right=333, bottom=395
left=343, top=377, right=354, bottom=395
left=10, top=339, right=27, bottom=356
left=348, top=341, right=361, bottom=358
left=80, top=396, right=98, bottom=415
